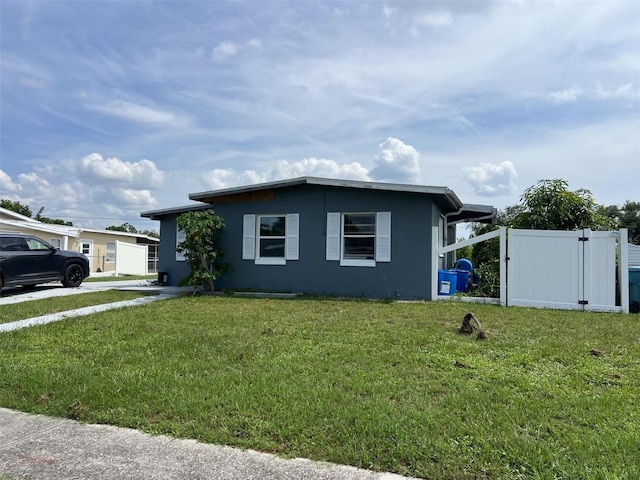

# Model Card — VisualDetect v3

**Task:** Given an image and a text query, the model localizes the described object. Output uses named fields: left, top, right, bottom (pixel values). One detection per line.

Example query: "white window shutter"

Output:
left=285, top=213, right=299, bottom=260
left=176, top=225, right=186, bottom=261
left=242, top=214, right=256, bottom=260
left=376, top=211, right=391, bottom=262
left=326, top=212, right=341, bottom=261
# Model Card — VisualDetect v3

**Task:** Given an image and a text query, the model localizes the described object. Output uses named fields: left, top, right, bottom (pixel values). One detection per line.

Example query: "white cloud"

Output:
left=200, top=158, right=371, bottom=190
left=0, top=169, right=22, bottom=192
left=550, top=86, right=583, bottom=103
left=76, top=153, right=164, bottom=188
left=89, top=100, right=179, bottom=125
left=460, top=161, right=517, bottom=196
left=17, top=171, right=50, bottom=191
left=595, top=82, right=639, bottom=100
left=211, top=41, right=240, bottom=62
left=370, top=137, right=421, bottom=183
left=116, top=188, right=158, bottom=207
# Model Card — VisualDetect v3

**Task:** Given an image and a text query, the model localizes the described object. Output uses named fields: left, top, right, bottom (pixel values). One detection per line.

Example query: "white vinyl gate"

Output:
left=433, top=227, right=630, bottom=313
left=507, top=229, right=618, bottom=311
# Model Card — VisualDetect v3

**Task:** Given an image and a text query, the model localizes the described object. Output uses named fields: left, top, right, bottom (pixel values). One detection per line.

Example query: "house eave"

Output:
left=447, top=204, right=498, bottom=224
left=140, top=203, right=211, bottom=221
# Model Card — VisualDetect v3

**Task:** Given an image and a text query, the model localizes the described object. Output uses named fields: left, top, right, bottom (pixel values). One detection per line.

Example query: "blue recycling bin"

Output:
left=454, top=269, right=470, bottom=293
left=438, top=269, right=457, bottom=295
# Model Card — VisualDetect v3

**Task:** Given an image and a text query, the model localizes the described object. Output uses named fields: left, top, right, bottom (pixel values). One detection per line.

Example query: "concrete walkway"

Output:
left=0, top=281, right=417, bottom=480
left=0, top=408, right=411, bottom=480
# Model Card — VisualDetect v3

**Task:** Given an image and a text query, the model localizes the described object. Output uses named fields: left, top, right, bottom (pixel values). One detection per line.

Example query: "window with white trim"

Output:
left=50, top=238, right=61, bottom=249
left=106, top=242, right=116, bottom=263
left=243, top=213, right=299, bottom=265
left=326, top=211, right=391, bottom=267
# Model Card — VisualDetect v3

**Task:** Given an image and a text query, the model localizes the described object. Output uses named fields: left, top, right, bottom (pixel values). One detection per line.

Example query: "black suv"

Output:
left=0, top=233, right=90, bottom=290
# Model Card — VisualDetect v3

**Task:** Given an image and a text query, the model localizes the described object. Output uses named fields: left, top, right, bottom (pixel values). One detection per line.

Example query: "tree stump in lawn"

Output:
left=459, top=312, right=488, bottom=341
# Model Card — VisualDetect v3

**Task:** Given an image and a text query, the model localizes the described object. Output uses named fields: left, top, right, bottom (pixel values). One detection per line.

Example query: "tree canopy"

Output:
left=106, top=223, right=139, bottom=233
left=512, top=179, right=615, bottom=231
left=1, top=199, right=32, bottom=217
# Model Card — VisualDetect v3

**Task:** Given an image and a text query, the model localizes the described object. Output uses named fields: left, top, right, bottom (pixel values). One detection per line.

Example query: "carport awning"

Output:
left=447, top=204, right=497, bottom=224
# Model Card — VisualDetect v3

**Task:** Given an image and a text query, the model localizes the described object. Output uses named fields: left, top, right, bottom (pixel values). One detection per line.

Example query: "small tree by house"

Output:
left=176, top=210, right=231, bottom=291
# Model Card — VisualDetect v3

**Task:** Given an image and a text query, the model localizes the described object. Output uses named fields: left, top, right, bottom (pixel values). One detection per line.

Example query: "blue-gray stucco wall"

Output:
left=155, top=184, right=444, bottom=300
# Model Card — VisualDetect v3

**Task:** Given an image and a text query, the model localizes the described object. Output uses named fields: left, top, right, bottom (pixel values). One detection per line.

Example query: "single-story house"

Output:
left=0, top=207, right=159, bottom=275
left=141, top=177, right=495, bottom=300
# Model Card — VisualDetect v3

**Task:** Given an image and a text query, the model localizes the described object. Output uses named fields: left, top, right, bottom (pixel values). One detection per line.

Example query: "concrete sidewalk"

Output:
left=0, top=408, right=412, bottom=480
left=0, top=279, right=193, bottom=305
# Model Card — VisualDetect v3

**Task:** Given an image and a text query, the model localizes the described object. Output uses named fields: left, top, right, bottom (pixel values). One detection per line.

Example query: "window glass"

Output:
left=26, top=237, right=51, bottom=251
left=106, top=242, right=116, bottom=263
left=260, top=216, right=285, bottom=236
left=50, top=238, right=61, bottom=249
left=259, top=215, right=286, bottom=259
left=0, top=237, right=28, bottom=251
left=343, top=213, right=375, bottom=260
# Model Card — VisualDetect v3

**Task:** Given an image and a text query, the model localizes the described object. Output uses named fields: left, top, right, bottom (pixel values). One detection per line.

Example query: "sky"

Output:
left=1, top=0, right=639, bottom=233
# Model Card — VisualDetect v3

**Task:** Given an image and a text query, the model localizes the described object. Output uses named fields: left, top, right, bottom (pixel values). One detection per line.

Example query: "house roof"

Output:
left=0, top=206, right=34, bottom=222
left=141, top=203, right=212, bottom=221
left=0, top=218, right=82, bottom=237
left=447, top=203, right=498, bottom=224
left=188, top=176, right=464, bottom=206
left=141, top=176, right=496, bottom=223
left=0, top=206, right=158, bottom=243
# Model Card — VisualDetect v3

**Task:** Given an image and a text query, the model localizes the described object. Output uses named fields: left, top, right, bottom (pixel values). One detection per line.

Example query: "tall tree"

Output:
left=0, top=199, right=32, bottom=217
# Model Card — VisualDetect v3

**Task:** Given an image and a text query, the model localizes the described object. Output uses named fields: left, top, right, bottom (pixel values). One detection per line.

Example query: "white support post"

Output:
left=431, top=226, right=439, bottom=300
left=619, top=229, right=629, bottom=314
left=499, top=226, right=507, bottom=306
left=114, top=240, right=120, bottom=277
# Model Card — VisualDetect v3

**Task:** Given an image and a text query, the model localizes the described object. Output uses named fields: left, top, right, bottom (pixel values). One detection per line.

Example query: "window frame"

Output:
left=326, top=211, right=391, bottom=267
left=256, top=214, right=287, bottom=265
left=341, top=212, right=377, bottom=267
left=243, top=213, right=299, bottom=265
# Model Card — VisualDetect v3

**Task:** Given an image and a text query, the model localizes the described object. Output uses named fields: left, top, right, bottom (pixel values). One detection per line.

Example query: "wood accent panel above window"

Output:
left=203, top=190, right=275, bottom=204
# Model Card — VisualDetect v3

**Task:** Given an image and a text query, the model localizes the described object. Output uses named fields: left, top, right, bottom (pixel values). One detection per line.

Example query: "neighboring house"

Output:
left=0, top=207, right=159, bottom=275
left=141, top=177, right=496, bottom=300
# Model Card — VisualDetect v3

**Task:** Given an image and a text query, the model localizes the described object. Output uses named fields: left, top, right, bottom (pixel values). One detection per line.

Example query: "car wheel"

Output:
left=62, top=263, right=84, bottom=287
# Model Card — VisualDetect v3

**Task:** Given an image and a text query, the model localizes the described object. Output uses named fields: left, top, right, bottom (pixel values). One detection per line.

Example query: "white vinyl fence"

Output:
left=115, top=241, right=148, bottom=276
left=433, top=227, right=630, bottom=313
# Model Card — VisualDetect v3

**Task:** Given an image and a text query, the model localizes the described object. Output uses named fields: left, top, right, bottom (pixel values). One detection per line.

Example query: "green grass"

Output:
left=0, top=290, right=146, bottom=324
left=0, top=297, right=638, bottom=479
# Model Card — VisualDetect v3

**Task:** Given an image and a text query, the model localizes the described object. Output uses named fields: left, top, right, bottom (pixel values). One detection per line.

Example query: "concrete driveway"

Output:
left=0, top=280, right=417, bottom=480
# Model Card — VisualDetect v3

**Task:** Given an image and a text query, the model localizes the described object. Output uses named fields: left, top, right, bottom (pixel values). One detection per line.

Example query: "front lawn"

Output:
left=0, top=297, right=638, bottom=479
left=0, top=290, right=146, bottom=324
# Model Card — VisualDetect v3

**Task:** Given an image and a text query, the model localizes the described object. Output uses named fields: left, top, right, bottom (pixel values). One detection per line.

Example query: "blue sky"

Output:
left=1, top=0, right=638, bottom=231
